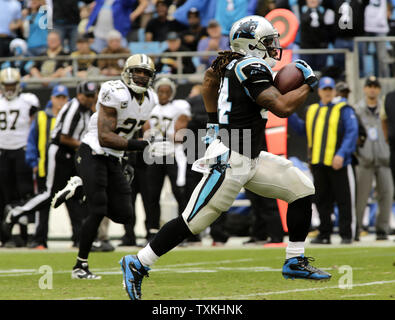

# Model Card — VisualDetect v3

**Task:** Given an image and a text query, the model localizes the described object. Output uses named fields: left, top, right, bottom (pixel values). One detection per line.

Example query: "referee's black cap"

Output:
left=77, top=81, right=98, bottom=97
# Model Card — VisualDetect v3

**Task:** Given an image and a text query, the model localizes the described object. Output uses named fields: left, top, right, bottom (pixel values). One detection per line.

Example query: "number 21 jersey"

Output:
left=82, top=80, right=157, bottom=158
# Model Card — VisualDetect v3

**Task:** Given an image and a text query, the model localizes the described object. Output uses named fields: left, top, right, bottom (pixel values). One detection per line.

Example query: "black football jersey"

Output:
left=218, top=56, right=274, bottom=159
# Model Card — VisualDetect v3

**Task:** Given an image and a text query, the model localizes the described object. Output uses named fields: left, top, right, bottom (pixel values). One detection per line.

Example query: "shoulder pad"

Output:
left=234, top=57, right=273, bottom=83
left=98, top=81, right=128, bottom=108
left=20, top=93, right=40, bottom=107
left=173, top=99, right=191, bottom=115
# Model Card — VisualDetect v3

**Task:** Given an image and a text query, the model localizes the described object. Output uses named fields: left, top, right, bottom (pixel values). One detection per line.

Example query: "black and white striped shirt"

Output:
left=51, top=98, right=92, bottom=148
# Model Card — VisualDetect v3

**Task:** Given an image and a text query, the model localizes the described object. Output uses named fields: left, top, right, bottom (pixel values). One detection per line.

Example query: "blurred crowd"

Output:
left=0, top=0, right=394, bottom=83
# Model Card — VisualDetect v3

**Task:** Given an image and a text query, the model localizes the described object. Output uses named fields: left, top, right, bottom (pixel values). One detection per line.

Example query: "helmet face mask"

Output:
left=130, top=68, right=154, bottom=89
left=0, top=68, right=21, bottom=100
left=230, top=15, right=282, bottom=67
left=254, top=34, right=282, bottom=61
left=122, top=54, right=156, bottom=94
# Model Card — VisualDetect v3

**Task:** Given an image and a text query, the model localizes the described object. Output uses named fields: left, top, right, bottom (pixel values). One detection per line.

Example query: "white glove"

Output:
left=148, top=140, right=175, bottom=157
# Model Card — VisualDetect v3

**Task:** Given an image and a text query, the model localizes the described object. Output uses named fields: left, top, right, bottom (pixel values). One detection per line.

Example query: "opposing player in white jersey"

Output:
left=0, top=68, right=39, bottom=246
left=3, top=81, right=96, bottom=248
left=143, top=77, right=191, bottom=241
left=70, top=54, right=172, bottom=279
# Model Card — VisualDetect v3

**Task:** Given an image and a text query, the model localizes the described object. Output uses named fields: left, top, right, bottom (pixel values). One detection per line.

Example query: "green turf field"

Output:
left=0, top=246, right=394, bottom=300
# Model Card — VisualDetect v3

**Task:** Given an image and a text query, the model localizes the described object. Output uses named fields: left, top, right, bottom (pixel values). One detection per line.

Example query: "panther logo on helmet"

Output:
left=232, top=19, right=259, bottom=40
left=121, top=54, right=156, bottom=94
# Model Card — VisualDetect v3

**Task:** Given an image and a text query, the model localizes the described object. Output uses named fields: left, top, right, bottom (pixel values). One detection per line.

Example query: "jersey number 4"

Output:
left=218, top=78, right=232, bottom=124
left=0, top=110, right=20, bottom=131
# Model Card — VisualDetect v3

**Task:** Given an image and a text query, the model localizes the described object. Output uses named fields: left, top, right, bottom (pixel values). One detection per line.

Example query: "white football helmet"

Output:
left=0, top=67, right=21, bottom=100
left=121, top=54, right=156, bottom=94
left=9, top=38, right=28, bottom=56
left=154, top=77, right=176, bottom=101
left=229, top=15, right=282, bottom=67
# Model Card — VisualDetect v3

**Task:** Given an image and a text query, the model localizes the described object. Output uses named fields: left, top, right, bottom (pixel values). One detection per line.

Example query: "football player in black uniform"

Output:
left=119, top=15, right=331, bottom=300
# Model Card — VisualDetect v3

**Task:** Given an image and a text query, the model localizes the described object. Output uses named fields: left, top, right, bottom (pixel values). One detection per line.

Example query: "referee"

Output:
left=288, top=77, right=359, bottom=244
left=3, top=81, right=98, bottom=247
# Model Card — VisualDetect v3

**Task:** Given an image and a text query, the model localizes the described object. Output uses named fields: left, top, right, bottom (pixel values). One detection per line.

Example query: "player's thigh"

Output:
left=0, top=151, right=12, bottom=200
left=146, top=163, right=165, bottom=200
left=245, top=151, right=315, bottom=203
left=182, top=168, right=243, bottom=235
left=107, top=160, right=133, bottom=224
left=77, top=145, right=109, bottom=217
left=14, top=149, right=33, bottom=197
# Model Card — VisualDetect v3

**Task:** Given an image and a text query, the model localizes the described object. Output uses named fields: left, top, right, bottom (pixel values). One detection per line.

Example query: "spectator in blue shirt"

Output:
left=0, top=0, right=23, bottom=57
left=197, top=19, right=229, bottom=69
left=215, top=0, right=258, bottom=35
left=24, top=0, right=48, bottom=56
left=288, top=76, right=359, bottom=245
left=173, top=0, right=217, bottom=28
left=87, top=0, right=148, bottom=53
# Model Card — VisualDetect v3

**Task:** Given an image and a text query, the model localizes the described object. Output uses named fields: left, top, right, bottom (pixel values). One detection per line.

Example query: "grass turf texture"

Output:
left=0, top=247, right=394, bottom=300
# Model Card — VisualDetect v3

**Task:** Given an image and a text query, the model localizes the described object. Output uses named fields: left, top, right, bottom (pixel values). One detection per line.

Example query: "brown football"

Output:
left=274, top=62, right=305, bottom=94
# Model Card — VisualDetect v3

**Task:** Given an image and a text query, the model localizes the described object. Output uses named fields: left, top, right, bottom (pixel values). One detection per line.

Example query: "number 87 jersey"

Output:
left=0, top=92, right=39, bottom=150
left=82, top=80, right=157, bottom=158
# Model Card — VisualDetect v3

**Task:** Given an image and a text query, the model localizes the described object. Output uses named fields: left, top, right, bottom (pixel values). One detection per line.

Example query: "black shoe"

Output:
left=376, top=234, right=388, bottom=241
left=187, top=234, right=201, bottom=243
left=3, top=240, right=16, bottom=248
left=28, top=241, right=47, bottom=249
left=72, top=262, right=101, bottom=280
left=91, top=240, right=115, bottom=252
left=118, top=240, right=136, bottom=247
left=341, top=238, right=352, bottom=244
left=243, top=237, right=267, bottom=245
left=311, top=236, right=331, bottom=244
left=263, top=238, right=284, bottom=244
left=51, top=176, right=82, bottom=209
left=71, top=241, right=79, bottom=248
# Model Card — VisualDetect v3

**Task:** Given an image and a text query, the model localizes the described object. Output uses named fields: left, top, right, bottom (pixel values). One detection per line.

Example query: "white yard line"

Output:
left=194, top=280, right=395, bottom=300
left=340, top=293, right=378, bottom=298
left=66, top=297, right=104, bottom=300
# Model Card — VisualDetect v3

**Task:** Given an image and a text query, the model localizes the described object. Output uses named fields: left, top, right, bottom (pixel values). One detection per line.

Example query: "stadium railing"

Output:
left=2, top=39, right=394, bottom=105
left=353, top=36, right=395, bottom=101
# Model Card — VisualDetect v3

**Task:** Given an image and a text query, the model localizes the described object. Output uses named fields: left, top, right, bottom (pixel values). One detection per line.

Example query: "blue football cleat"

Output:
left=282, top=255, right=331, bottom=281
left=119, top=255, right=150, bottom=300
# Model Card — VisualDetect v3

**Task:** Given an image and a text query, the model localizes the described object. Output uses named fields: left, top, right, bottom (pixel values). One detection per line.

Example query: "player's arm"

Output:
left=97, top=104, right=148, bottom=151
left=255, top=84, right=311, bottom=118
left=382, top=119, right=388, bottom=142
left=142, top=120, right=150, bottom=133
left=243, top=59, right=317, bottom=118
left=202, top=67, right=220, bottom=114
left=60, top=134, right=81, bottom=150
left=380, top=96, right=389, bottom=142
left=174, top=114, right=191, bottom=142
left=201, top=67, right=221, bottom=144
